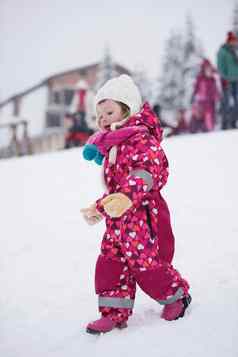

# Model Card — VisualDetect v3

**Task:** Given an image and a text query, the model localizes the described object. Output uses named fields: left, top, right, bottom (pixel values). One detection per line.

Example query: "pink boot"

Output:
left=161, top=295, right=192, bottom=321
left=86, top=316, right=128, bottom=334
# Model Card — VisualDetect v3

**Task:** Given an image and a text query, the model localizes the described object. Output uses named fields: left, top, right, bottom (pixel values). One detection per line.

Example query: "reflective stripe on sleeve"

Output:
left=130, top=169, right=153, bottom=191
left=157, top=287, right=184, bottom=305
left=98, top=296, right=135, bottom=309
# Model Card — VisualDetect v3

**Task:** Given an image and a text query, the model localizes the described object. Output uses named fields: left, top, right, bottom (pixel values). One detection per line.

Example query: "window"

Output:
left=46, top=111, right=61, bottom=127
left=63, top=89, right=74, bottom=105
left=52, top=91, right=61, bottom=105
left=51, top=89, right=75, bottom=106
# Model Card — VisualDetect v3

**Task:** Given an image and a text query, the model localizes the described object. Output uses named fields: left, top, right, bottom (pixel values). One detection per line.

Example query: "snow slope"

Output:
left=0, top=130, right=238, bottom=357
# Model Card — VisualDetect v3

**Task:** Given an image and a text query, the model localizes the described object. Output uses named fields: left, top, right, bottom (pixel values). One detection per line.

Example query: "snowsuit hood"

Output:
left=200, top=59, right=216, bottom=76
left=124, top=102, right=163, bottom=144
left=83, top=103, right=163, bottom=165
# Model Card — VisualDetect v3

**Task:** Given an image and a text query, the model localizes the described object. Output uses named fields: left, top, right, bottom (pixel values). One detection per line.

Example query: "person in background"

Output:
left=69, top=79, right=96, bottom=131
left=64, top=79, right=95, bottom=148
left=217, top=31, right=238, bottom=129
left=64, top=112, right=93, bottom=149
left=152, top=103, right=162, bottom=123
left=167, top=109, right=189, bottom=137
left=190, top=59, right=220, bottom=133
left=153, top=103, right=173, bottom=129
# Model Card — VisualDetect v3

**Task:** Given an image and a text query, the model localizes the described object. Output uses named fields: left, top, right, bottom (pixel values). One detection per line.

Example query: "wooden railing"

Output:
left=0, top=129, right=65, bottom=159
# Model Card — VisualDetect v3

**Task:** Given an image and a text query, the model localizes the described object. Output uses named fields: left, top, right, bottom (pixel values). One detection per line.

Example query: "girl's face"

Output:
left=97, top=99, right=124, bottom=130
left=204, top=67, right=213, bottom=78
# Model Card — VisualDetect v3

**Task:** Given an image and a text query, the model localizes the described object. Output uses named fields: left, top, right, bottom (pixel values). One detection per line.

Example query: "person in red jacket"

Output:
left=64, top=80, right=95, bottom=148
left=81, top=75, right=191, bottom=334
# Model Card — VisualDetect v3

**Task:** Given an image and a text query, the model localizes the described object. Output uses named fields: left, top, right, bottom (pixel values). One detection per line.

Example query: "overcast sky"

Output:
left=0, top=0, right=236, bottom=100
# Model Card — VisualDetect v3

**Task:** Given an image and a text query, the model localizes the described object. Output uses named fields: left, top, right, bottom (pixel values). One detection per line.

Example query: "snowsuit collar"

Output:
left=88, top=103, right=162, bottom=154
left=87, top=125, right=147, bottom=156
left=83, top=103, right=163, bottom=166
left=124, top=102, right=163, bottom=144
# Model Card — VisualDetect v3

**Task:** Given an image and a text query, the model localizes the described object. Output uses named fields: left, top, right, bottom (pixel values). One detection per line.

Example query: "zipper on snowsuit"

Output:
left=145, top=205, right=153, bottom=238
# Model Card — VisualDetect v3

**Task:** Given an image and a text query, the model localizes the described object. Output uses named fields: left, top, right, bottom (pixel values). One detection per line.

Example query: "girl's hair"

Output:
left=116, top=101, right=131, bottom=118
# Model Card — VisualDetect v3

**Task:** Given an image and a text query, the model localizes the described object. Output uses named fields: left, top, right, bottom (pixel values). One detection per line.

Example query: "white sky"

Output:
left=0, top=0, right=236, bottom=101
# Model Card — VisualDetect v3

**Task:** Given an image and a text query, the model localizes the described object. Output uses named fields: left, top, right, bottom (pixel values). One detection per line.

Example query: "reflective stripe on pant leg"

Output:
left=157, top=287, right=184, bottom=305
left=99, top=296, right=135, bottom=309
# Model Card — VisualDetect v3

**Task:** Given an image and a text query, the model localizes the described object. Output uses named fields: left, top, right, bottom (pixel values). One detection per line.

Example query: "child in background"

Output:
left=167, top=109, right=188, bottom=137
left=190, top=59, right=220, bottom=133
left=81, top=75, right=191, bottom=334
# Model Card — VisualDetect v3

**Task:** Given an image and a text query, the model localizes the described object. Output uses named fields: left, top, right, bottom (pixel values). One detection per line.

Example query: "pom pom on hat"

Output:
left=95, top=75, right=142, bottom=118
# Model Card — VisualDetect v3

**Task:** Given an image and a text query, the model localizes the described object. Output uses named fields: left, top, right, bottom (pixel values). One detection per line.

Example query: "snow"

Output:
left=0, top=130, right=238, bottom=357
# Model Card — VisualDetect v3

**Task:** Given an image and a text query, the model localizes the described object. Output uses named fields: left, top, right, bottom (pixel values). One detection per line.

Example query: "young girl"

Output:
left=190, top=59, right=220, bottom=133
left=81, top=75, right=191, bottom=334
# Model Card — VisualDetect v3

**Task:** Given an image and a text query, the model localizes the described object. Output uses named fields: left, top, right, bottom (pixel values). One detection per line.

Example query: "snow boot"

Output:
left=161, top=294, right=192, bottom=321
left=86, top=316, right=128, bottom=335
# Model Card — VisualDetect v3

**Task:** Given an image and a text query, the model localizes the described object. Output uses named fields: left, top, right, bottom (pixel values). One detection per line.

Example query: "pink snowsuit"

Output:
left=191, top=60, right=220, bottom=131
left=93, top=103, right=190, bottom=323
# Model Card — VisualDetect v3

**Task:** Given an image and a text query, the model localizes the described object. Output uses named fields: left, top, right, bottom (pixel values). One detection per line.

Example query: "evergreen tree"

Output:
left=150, top=76, right=161, bottom=107
left=157, top=15, right=203, bottom=126
left=158, top=31, right=185, bottom=110
left=181, top=14, right=203, bottom=109
left=132, top=66, right=152, bottom=103
left=233, top=2, right=238, bottom=35
left=95, top=47, right=116, bottom=90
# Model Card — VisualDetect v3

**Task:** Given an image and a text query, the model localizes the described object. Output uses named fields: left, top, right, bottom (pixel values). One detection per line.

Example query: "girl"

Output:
left=190, top=59, right=220, bottom=133
left=81, top=75, right=191, bottom=334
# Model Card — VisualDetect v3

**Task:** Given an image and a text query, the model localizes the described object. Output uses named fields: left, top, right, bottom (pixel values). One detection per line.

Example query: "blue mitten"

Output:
left=94, top=151, right=104, bottom=165
left=83, top=144, right=98, bottom=160
left=82, top=144, right=104, bottom=165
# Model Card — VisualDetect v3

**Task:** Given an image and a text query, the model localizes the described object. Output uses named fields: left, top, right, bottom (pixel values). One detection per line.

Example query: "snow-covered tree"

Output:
left=232, top=2, right=238, bottom=35
left=95, top=47, right=116, bottom=90
left=158, top=31, right=185, bottom=110
left=150, top=76, right=161, bottom=107
left=158, top=16, right=203, bottom=112
left=181, top=14, right=203, bottom=108
left=132, top=66, right=152, bottom=103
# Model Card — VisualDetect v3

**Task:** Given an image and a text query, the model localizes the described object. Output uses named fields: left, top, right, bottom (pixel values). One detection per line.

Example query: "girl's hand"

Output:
left=80, top=204, right=103, bottom=225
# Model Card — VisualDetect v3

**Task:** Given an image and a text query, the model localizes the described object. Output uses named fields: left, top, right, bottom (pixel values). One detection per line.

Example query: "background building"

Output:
left=0, top=61, right=130, bottom=157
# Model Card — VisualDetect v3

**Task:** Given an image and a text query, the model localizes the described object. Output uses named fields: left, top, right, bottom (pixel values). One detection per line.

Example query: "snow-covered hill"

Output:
left=0, top=130, right=238, bottom=357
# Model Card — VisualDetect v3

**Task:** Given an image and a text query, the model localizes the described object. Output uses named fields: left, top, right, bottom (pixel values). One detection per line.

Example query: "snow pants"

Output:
left=95, top=193, right=190, bottom=323
left=191, top=100, right=216, bottom=132
left=221, top=82, right=238, bottom=129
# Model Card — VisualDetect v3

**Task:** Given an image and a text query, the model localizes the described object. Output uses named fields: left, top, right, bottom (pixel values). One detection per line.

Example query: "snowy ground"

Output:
left=0, top=130, right=238, bottom=357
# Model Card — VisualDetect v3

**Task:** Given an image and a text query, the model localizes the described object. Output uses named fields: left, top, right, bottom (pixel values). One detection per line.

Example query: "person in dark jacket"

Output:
left=217, top=31, right=238, bottom=129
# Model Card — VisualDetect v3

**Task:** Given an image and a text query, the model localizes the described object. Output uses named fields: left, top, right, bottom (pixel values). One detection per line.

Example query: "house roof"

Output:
left=0, top=62, right=131, bottom=109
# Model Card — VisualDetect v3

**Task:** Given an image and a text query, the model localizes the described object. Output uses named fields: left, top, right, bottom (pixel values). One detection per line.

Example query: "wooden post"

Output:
left=13, top=96, right=22, bottom=117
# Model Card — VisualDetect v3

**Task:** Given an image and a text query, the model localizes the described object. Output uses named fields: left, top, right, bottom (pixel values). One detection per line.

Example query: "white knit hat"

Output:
left=95, top=75, right=142, bottom=117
